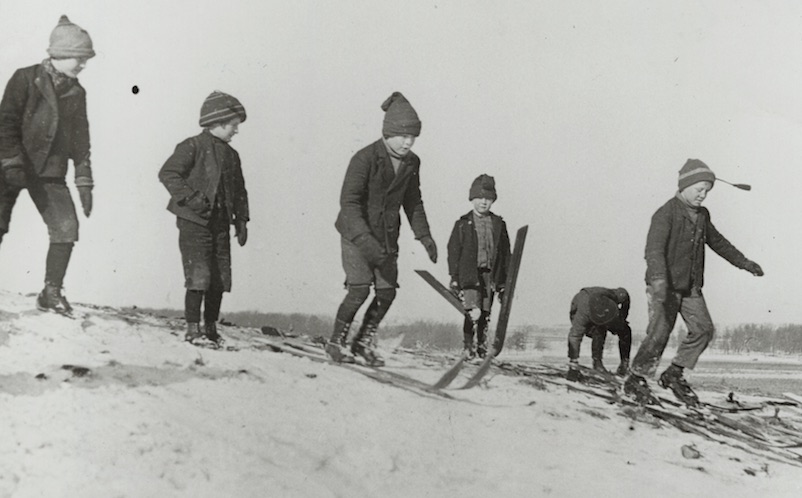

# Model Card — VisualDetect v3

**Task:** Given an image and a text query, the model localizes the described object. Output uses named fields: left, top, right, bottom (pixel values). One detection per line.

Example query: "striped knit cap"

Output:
left=48, top=15, right=95, bottom=59
left=381, top=92, right=421, bottom=137
left=678, top=159, right=716, bottom=191
left=199, top=91, right=247, bottom=127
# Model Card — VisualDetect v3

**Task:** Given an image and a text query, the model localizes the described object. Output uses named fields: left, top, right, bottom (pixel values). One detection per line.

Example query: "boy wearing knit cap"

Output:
left=447, top=174, right=511, bottom=360
left=330, top=91, right=437, bottom=366
left=159, top=91, right=249, bottom=346
left=0, top=15, right=96, bottom=314
left=624, top=159, right=763, bottom=407
left=565, top=287, right=631, bottom=381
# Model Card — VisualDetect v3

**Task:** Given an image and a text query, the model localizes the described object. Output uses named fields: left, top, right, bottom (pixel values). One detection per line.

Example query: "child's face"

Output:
left=472, top=197, right=494, bottom=215
left=210, top=118, right=241, bottom=143
left=679, top=181, right=713, bottom=207
left=51, top=57, right=90, bottom=78
left=385, top=135, right=416, bottom=156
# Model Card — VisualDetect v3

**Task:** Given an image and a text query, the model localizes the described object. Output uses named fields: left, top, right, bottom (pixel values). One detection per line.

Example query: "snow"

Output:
left=1, top=289, right=800, bottom=497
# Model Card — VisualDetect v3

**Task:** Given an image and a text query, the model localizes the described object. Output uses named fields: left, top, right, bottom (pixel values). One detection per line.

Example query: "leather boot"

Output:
left=185, top=322, right=204, bottom=343
left=592, top=358, right=608, bottom=373
left=351, top=323, right=385, bottom=367
left=205, top=321, right=225, bottom=346
left=36, top=282, right=72, bottom=313
left=326, top=319, right=355, bottom=364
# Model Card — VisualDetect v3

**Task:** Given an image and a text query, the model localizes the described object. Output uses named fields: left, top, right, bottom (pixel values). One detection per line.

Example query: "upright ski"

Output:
left=460, top=225, right=528, bottom=389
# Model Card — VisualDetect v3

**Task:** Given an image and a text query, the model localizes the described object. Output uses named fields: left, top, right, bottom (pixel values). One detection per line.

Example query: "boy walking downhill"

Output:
left=566, top=287, right=631, bottom=381
left=328, top=91, right=438, bottom=367
left=159, top=91, right=249, bottom=346
left=0, top=16, right=95, bottom=313
left=624, top=159, right=763, bottom=406
left=447, top=174, right=511, bottom=360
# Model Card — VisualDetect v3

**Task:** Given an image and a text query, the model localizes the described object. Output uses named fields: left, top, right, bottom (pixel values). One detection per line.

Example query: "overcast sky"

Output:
left=1, top=0, right=800, bottom=330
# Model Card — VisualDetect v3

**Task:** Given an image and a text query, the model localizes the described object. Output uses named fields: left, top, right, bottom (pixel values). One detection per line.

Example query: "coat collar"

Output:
left=33, top=65, right=58, bottom=110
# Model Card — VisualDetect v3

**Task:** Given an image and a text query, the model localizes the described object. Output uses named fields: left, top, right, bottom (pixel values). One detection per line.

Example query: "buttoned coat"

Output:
left=335, top=139, right=430, bottom=253
left=0, top=64, right=91, bottom=180
left=159, top=131, right=249, bottom=227
left=644, top=196, right=747, bottom=292
left=447, top=211, right=510, bottom=290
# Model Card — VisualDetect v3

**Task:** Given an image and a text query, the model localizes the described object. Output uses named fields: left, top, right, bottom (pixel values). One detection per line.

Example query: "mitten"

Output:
left=449, top=278, right=460, bottom=295
left=236, top=220, right=248, bottom=247
left=77, top=186, right=93, bottom=217
left=420, top=235, right=438, bottom=263
left=743, top=260, right=764, bottom=277
left=353, top=233, right=388, bottom=267
left=1, top=155, right=28, bottom=188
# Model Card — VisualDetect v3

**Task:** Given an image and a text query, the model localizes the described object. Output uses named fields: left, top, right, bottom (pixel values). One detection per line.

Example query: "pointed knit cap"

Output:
left=199, top=91, right=247, bottom=127
left=381, top=92, right=421, bottom=137
left=678, top=159, right=716, bottom=191
left=48, top=15, right=95, bottom=59
left=469, top=174, right=498, bottom=201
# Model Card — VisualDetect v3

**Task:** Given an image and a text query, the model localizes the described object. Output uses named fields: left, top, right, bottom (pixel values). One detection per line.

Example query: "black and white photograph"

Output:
left=1, top=1, right=801, bottom=496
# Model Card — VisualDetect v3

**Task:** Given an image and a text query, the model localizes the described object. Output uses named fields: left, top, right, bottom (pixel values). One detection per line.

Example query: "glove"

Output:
left=743, top=260, right=764, bottom=277
left=650, top=279, right=667, bottom=304
left=77, top=186, right=93, bottom=217
left=449, top=278, right=460, bottom=296
left=420, top=235, right=438, bottom=263
left=467, top=308, right=482, bottom=322
left=236, top=220, right=248, bottom=247
left=183, top=191, right=211, bottom=218
left=353, top=233, right=388, bottom=267
left=2, top=165, right=27, bottom=187
left=496, top=287, right=505, bottom=304
left=2, top=155, right=29, bottom=188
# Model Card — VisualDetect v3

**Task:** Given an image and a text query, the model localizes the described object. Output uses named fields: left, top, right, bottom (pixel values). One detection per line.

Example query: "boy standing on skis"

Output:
left=328, top=91, right=437, bottom=367
left=159, top=91, right=249, bottom=346
left=624, top=159, right=763, bottom=406
left=447, top=174, right=511, bottom=360
left=566, top=287, right=631, bottom=381
left=0, top=16, right=95, bottom=313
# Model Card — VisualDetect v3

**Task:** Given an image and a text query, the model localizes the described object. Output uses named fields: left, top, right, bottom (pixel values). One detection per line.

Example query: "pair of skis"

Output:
left=416, top=225, right=528, bottom=390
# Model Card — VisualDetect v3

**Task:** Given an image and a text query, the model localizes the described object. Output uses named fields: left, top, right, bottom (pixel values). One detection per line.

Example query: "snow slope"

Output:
left=0, top=290, right=800, bottom=497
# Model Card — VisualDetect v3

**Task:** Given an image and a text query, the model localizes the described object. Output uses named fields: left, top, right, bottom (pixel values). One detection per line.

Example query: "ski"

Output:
left=414, top=270, right=465, bottom=315
left=252, top=334, right=458, bottom=401
left=460, top=225, right=528, bottom=389
left=414, top=270, right=472, bottom=389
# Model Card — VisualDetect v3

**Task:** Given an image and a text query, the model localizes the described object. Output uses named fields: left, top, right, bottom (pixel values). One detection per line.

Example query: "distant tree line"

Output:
left=713, top=324, right=802, bottom=354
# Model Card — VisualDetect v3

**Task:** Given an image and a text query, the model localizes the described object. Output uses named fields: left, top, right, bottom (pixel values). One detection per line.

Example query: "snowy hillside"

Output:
left=0, top=289, right=800, bottom=497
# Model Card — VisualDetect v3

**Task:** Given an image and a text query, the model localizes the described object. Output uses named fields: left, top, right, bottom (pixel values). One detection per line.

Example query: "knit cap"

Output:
left=48, top=15, right=95, bottom=59
left=199, top=91, right=247, bottom=127
left=589, top=294, right=618, bottom=326
left=469, top=174, right=497, bottom=201
left=381, top=92, right=421, bottom=137
left=678, top=159, right=716, bottom=191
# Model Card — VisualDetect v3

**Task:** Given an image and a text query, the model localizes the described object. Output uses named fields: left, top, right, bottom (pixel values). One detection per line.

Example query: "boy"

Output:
left=566, top=287, right=631, bottom=381
left=624, top=159, right=763, bottom=406
left=159, top=91, right=249, bottom=346
left=447, top=174, right=511, bottom=360
left=328, top=91, right=437, bottom=366
left=0, top=15, right=95, bottom=313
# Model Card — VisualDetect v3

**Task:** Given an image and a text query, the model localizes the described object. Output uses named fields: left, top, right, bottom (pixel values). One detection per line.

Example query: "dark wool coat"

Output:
left=0, top=64, right=91, bottom=180
left=447, top=211, right=510, bottom=290
left=159, top=130, right=249, bottom=227
left=645, top=196, right=748, bottom=292
left=335, top=139, right=430, bottom=253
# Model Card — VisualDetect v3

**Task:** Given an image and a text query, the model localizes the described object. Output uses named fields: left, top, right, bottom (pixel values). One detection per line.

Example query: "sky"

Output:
left=1, top=0, right=801, bottom=331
